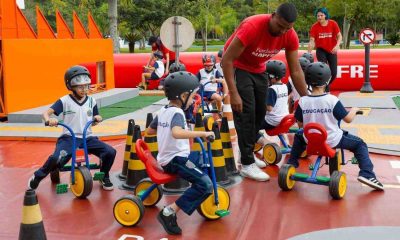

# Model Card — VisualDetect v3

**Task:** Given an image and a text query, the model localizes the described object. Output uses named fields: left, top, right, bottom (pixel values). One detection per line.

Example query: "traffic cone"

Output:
left=143, top=113, right=158, bottom=158
left=192, top=112, right=207, bottom=152
left=19, top=190, right=46, bottom=240
left=222, top=95, right=237, bottom=137
left=123, top=125, right=147, bottom=190
left=119, top=119, right=135, bottom=180
left=220, top=117, right=238, bottom=175
left=210, top=122, right=230, bottom=185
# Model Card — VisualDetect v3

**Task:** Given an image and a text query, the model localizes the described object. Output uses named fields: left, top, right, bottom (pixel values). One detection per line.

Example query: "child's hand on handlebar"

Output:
left=46, top=118, right=59, bottom=127
left=93, top=116, right=102, bottom=126
left=204, top=131, right=215, bottom=141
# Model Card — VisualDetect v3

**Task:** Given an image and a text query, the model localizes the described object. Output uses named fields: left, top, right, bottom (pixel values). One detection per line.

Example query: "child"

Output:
left=139, top=51, right=165, bottom=90
left=158, top=62, right=186, bottom=90
left=287, top=57, right=311, bottom=113
left=287, top=62, right=384, bottom=191
left=216, top=49, right=224, bottom=77
left=302, top=52, right=314, bottom=63
left=28, top=65, right=116, bottom=191
left=196, top=54, right=227, bottom=112
left=146, top=71, right=215, bottom=235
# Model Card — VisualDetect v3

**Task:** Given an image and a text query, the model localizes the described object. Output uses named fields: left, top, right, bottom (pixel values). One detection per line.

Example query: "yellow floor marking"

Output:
left=343, top=124, right=400, bottom=145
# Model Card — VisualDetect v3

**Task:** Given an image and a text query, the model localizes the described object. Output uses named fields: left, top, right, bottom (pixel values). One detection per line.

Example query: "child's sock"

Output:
left=163, top=206, right=175, bottom=216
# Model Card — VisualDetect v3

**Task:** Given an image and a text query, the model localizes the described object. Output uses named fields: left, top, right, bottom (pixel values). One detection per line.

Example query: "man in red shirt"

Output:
left=308, top=7, right=342, bottom=92
left=222, top=3, right=307, bottom=181
left=147, top=36, right=176, bottom=75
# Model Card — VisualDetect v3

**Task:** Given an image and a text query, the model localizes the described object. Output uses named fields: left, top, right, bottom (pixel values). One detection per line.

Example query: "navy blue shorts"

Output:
left=149, top=72, right=161, bottom=80
left=202, top=91, right=217, bottom=101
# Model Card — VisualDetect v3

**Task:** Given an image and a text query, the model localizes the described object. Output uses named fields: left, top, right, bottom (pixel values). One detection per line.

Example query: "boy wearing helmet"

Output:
left=157, top=62, right=187, bottom=90
left=146, top=72, right=215, bottom=235
left=139, top=51, right=165, bottom=90
left=287, top=62, right=384, bottom=191
left=197, top=54, right=227, bottom=112
left=28, top=65, right=116, bottom=191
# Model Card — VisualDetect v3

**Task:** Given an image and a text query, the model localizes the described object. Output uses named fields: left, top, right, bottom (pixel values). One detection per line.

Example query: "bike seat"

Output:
left=135, top=139, right=177, bottom=184
left=266, top=114, right=296, bottom=136
left=304, top=123, right=335, bottom=158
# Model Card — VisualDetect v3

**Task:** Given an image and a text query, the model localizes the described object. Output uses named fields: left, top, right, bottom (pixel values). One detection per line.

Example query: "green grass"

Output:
left=99, top=95, right=165, bottom=120
left=392, top=96, right=400, bottom=110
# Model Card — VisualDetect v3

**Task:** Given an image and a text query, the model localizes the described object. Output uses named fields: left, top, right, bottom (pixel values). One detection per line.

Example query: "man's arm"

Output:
left=165, top=52, right=170, bottom=74
left=285, top=50, right=307, bottom=97
left=221, top=37, right=246, bottom=113
left=308, top=37, right=315, bottom=53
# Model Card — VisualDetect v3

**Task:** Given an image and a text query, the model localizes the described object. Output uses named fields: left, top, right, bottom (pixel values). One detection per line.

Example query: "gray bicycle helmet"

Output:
left=164, top=71, right=199, bottom=100
left=305, top=62, right=331, bottom=87
left=302, top=52, right=314, bottom=63
left=266, top=60, right=286, bottom=80
left=169, top=62, right=186, bottom=73
left=64, top=65, right=91, bottom=90
left=298, top=57, right=311, bottom=72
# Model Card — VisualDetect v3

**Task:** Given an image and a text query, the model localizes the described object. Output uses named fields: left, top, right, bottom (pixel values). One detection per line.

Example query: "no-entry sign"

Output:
left=359, top=28, right=376, bottom=45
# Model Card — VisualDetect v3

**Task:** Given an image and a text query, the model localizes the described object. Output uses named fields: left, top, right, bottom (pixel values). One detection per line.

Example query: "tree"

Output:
left=108, top=0, right=119, bottom=53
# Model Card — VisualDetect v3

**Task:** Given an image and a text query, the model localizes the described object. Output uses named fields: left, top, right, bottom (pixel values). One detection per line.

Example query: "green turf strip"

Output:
left=392, top=96, right=400, bottom=110
left=99, top=96, right=165, bottom=120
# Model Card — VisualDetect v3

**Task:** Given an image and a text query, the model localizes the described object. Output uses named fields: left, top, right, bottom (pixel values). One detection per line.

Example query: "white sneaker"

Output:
left=254, top=156, right=267, bottom=168
left=240, top=163, right=270, bottom=181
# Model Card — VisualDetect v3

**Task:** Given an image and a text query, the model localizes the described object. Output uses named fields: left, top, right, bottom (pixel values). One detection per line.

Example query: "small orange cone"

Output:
left=222, top=95, right=237, bottom=138
left=19, top=190, right=47, bottom=240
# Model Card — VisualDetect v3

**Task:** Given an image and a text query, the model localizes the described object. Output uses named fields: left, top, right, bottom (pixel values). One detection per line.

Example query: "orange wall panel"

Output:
left=2, top=39, right=114, bottom=113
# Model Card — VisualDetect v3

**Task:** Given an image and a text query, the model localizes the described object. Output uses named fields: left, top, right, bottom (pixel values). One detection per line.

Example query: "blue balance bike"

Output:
left=113, top=136, right=230, bottom=227
left=47, top=120, right=104, bottom=199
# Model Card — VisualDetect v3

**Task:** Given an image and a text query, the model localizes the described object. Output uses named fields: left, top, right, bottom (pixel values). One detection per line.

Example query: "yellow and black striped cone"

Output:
left=144, top=113, right=158, bottom=158
left=19, top=190, right=46, bottom=240
left=122, top=125, right=147, bottom=190
left=119, top=119, right=135, bottom=180
left=210, top=122, right=230, bottom=185
left=220, top=117, right=238, bottom=175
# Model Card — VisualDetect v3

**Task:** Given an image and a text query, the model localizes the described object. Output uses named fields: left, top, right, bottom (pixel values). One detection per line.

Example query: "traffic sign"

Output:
left=359, top=28, right=376, bottom=45
left=160, top=16, right=195, bottom=52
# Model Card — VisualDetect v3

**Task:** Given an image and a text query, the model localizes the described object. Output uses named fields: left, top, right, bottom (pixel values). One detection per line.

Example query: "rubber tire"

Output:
left=197, top=186, right=230, bottom=220
left=50, top=169, right=60, bottom=183
left=328, top=151, right=341, bottom=175
left=278, top=164, right=296, bottom=191
left=134, top=178, right=163, bottom=207
left=70, top=166, right=93, bottom=199
left=113, top=195, right=145, bottom=227
left=263, top=143, right=282, bottom=165
left=329, top=171, right=347, bottom=200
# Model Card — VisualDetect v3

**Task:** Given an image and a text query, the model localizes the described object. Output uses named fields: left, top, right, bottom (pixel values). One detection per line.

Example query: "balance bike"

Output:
left=47, top=120, right=104, bottom=199
left=113, top=136, right=230, bottom=227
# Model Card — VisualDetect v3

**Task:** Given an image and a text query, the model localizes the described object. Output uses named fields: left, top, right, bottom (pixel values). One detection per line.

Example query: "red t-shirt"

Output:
left=224, top=14, right=299, bottom=73
left=310, top=20, right=340, bottom=53
left=152, top=43, right=176, bottom=61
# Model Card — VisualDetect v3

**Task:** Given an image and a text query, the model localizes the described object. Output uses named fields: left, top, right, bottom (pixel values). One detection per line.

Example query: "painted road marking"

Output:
left=390, top=161, right=400, bottom=169
left=342, top=124, right=400, bottom=146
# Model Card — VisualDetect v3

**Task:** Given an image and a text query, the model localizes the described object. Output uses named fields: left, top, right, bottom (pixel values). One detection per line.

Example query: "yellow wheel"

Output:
left=203, top=115, right=215, bottom=131
left=253, top=142, right=263, bottom=153
left=113, top=195, right=145, bottom=227
left=263, top=143, right=282, bottom=165
left=134, top=178, right=163, bottom=207
left=329, top=171, right=347, bottom=200
left=300, top=150, right=308, bottom=158
left=70, top=166, right=93, bottom=199
left=278, top=164, right=296, bottom=191
left=197, top=186, right=230, bottom=220
left=329, top=150, right=341, bottom=175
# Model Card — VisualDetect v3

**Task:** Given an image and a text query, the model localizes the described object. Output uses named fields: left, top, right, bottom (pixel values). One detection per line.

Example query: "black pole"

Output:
left=360, top=43, right=374, bottom=93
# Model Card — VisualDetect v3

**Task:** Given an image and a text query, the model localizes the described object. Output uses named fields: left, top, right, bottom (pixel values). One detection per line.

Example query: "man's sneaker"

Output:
left=254, top=156, right=267, bottom=169
left=357, top=176, right=384, bottom=191
left=157, top=208, right=182, bottom=235
left=240, top=163, right=270, bottom=181
left=28, top=175, right=40, bottom=190
left=100, top=177, right=114, bottom=191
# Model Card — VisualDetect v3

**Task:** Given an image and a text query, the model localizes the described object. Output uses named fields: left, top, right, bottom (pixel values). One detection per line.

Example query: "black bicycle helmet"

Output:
left=302, top=52, right=314, bottom=63
left=298, top=57, right=311, bottom=72
left=64, top=65, right=91, bottom=90
left=305, top=62, right=331, bottom=87
left=164, top=71, right=199, bottom=100
left=266, top=60, right=286, bottom=80
left=169, top=62, right=186, bottom=73
left=217, top=49, right=223, bottom=58
left=153, top=51, right=163, bottom=59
